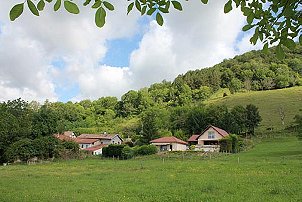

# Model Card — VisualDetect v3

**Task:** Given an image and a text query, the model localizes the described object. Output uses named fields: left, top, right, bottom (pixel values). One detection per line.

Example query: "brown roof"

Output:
left=188, top=135, right=199, bottom=142
left=77, top=134, right=115, bottom=140
left=209, top=125, right=229, bottom=137
left=150, top=136, right=188, bottom=145
left=83, top=144, right=107, bottom=151
left=75, top=138, right=100, bottom=144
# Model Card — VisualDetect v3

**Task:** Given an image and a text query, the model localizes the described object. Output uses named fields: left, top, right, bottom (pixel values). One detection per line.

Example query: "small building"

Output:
left=188, top=125, right=229, bottom=152
left=77, top=134, right=123, bottom=145
left=75, top=138, right=101, bottom=149
left=83, top=144, right=107, bottom=155
left=150, top=136, right=188, bottom=151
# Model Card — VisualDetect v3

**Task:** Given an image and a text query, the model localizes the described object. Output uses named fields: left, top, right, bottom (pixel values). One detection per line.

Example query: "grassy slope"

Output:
left=205, top=86, right=302, bottom=132
left=0, top=136, right=301, bottom=201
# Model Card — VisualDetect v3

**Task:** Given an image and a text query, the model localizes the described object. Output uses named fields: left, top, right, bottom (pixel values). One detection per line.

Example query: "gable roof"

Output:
left=150, top=136, right=188, bottom=145
left=83, top=144, right=107, bottom=151
left=188, top=125, right=229, bottom=142
left=207, top=125, right=229, bottom=137
left=77, top=134, right=123, bottom=141
left=188, top=135, right=199, bottom=142
left=75, top=138, right=100, bottom=144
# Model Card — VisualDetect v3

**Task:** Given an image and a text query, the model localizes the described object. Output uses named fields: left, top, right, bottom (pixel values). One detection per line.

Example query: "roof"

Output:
left=188, top=135, right=199, bottom=142
left=74, top=138, right=100, bottom=144
left=150, top=136, right=188, bottom=145
left=207, top=125, right=229, bottom=137
left=187, top=125, right=229, bottom=141
left=77, top=134, right=122, bottom=140
left=83, top=144, right=107, bottom=151
left=53, top=134, right=75, bottom=142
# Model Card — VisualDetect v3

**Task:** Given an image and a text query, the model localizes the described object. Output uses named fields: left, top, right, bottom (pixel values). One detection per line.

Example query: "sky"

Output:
left=0, top=0, right=263, bottom=103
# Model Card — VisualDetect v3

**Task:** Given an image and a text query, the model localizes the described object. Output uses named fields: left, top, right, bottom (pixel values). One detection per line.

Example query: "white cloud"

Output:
left=0, top=0, right=261, bottom=102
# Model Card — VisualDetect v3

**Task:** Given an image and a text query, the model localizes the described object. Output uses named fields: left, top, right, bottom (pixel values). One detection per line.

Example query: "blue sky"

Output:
left=0, top=0, right=262, bottom=103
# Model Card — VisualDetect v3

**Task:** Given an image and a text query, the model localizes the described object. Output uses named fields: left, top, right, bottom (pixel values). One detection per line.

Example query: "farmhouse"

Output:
left=77, top=134, right=123, bottom=145
left=75, top=138, right=101, bottom=149
left=150, top=136, right=188, bottom=151
left=83, top=144, right=107, bottom=155
left=188, top=125, right=229, bottom=152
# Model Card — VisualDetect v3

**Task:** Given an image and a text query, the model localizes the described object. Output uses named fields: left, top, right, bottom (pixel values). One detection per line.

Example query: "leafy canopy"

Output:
left=8, top=0, right=302, bottom=57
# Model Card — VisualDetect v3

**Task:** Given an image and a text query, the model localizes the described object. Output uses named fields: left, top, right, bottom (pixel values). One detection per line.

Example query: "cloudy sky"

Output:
left=0, top=0, right=262, bottom=103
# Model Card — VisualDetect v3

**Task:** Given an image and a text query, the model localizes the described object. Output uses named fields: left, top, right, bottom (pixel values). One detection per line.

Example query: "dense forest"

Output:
left=0, top=45, right=301, bottom=162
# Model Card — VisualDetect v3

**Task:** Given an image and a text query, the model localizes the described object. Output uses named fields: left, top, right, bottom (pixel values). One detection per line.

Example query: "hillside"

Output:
left=206, top=86, right=302, bottom=132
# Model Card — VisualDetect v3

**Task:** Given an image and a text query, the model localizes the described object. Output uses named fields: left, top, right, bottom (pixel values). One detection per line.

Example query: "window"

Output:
left=81, top=145, right=84, bottom=149
left=208, top=131, right=215, bottom=139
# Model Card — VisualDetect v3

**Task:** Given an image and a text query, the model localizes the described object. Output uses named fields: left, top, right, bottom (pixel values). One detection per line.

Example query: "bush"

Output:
left=5, top=138, right=36, bottom=162
left=220, top=134, right=240, bottom=153
left=121, top=146, right=134, bottom=159
left=135, top=145, right=157, bottom=156
left=102, top=144, right=125, bottom=158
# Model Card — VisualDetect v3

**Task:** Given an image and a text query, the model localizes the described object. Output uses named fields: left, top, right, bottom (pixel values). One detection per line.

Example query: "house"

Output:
left=77, top=134, right=123, bottom=145
left=53, top=131, right=76, bottom=142
left=75, top=138, right=101, bottom=149
left=150, top=136, right=188, bottom=151
left=83, top=144, right=107, bottom=155
left=188, top=125, right=229, bottom=152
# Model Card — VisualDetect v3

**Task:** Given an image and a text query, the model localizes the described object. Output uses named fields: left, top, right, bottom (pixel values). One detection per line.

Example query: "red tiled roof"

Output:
left=83, top=144, right=107, bottom=151
left=188, top=134, right=199, bottom=142
left=75, top=138, right=100, bottom=144
left=150, top=136, right=188, bottom=145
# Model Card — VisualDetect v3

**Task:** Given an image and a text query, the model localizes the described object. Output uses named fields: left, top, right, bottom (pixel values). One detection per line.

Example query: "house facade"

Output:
left=75, top=138, right=101, bottom=149
left=77, top=134, right=123, bottom=145
left=150, top=136, right=188, bottom=151
left=83, top=144, right=106, bottom=155
left=188, top=125, right=229, bottom=152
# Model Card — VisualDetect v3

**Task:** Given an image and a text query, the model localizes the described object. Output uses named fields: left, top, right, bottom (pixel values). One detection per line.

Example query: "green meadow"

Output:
left=206, top=86, right=302, bottom=132
left=0, top=135, right=301, bottom=202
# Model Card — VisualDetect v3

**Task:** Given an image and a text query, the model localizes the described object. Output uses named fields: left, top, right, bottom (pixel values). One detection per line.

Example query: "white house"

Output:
left=83, top=144, right=107, bottom=155
left=188, top=125, right=229, bottom=152
left=150, top=136, right=188, bottom=151
left=77, top=134, right=123, bottom=145
left=75, top=138, right=101, bottom=149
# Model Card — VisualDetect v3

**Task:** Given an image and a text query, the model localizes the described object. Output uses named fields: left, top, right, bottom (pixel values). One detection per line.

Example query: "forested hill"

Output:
left=175, top=45, right=302, bottom=93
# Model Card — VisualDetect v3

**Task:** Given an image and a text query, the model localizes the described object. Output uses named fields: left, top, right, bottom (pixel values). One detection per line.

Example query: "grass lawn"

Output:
left=206, top=86, right=302, bottom=132
left=0, top=136, right=301, bottom=202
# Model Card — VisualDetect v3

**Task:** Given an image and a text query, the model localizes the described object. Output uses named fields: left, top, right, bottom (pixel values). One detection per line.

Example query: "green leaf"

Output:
left=54, top=0, right=61, bottom=11
left=95, top=7, right=106, bottom=28
left=299, top=35, right=302, bottom=45
left=224, top=0, right=232, bottom=13
left=200, top=0, right=208, bottom=4
left=242, top=24, right=253, bottom=31
left=83, top=0, right=92, bottom=6
left=135, top=0, right=141, bottom=12
left=92, top=0, right=102, bottom=8
left=247, top=14, right=254, bottom=24
left=284, top=38, right=296, bottom=50
left=103, top=1, right=114, bottom=11
left=45, top=0, right=52, bottom=2
left=127, top=2, right=134, bottom=15
left=171, top=1, right=182, bottom=11
left=276, top=45, right=285, bottom=60
left=37, top=0, right=45, bottom=11
left=141, top=5, right=147, bottom=15
left=147, top=8, right=156, bottom=16
left=9, top=3, right=24, bottom=21
left=262, top=43, right=269, bottom=54
left=64, top=1, right=80, bottom=14
left=27, top=0, right=39, bottom=16
left=156, top=12, right=163, bottom=26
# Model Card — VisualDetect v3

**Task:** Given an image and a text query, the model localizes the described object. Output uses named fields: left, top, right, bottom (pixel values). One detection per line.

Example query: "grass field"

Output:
left=206, top=86, right=302, bottom=132
left=0, top=136, right=301, bottom=202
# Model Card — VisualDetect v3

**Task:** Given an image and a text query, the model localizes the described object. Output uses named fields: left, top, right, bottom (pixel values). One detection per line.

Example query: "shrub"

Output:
left=135, top=145, right=157, bottom=156
left=220, top=134, right=240, bottom=153
left=121, top=146, right=134, bottom=159
left=102, top=144, right=125, bottom=158
left=5, top=138, right=35, bottom=162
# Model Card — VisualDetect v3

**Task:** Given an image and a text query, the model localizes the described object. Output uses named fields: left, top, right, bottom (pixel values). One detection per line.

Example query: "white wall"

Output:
left=198, top=128, right=224, bottom=145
